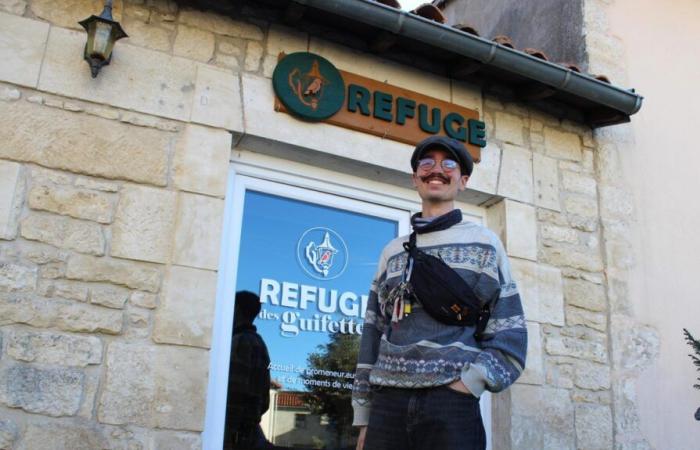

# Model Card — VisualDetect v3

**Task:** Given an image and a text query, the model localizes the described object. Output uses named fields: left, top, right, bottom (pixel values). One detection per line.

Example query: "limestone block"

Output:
left=467, top=142, right=499, bottom=195
left=29, top=165, right=74, bottom=185
left=98, top=343, right=155, bottom=426
left=23, top=422, right=107, bottom=450
left=540, top=245, right=604, bottom=272
left=0, top=160, right=23, bottom=240
left=566, top=305, right=606, bottom=332
left=30, top=0, right=123, bottom=29
left=21, top=213, right=105, bottom=256
left=20, top=241, right=67, bottom=265
left=242, top=73, right=413, bottom=172
left=267, top=24, right=308, bottom=60
left=0, top=262, right=37, bottom=292
left=244, top=41, right=263, bottom=72
left=111, top=185, right=177, bottom=264
left=99, top=342, right=208, bottom=430
left=0, top=12, right=49, bottom=87
left=497, top=144, right=534, bottom=204
left=174, top=25, right=215, bottom=62
left=309, top=38, right=451, bottom=101
left=38, top=279, right=88, bottom=301
left=541, top=224, right=578, bottom=244
left=563, top=195, right=599, bottom=232
left=122, top=17, right=172, bottom=52
left=0, top=101, right=170, bottom=186
left=451, top=80, right=482, bottom=114
left=0, top=365, right=84, bottom=416
left=214, top=52, right=240, bottom=70
left=153, top=431, right=202, bottom=450
left=6, top=329, right=102, bottom=367
left=563, top=278, right=606, bottom=312
left=0, top=418, right=18, bottom=450
left=218, top=37, right=244, bottom=56
left=575, top=404, right=613, bottom=450
left=191, top=64, right=244, bottom=132
left=0, top=0, right=26, bottom=14
left=544, top=127, right=582, bottom=161
left=545, top=334, right=607, bottom=363
left=0, top=86, right=20, bottom=101
left=74, top=176, right=120, bottom=192
left=533, top=153, right=560, bottom=211
left=28, top=184, right=116, bottom=224
left=610, top=315, right=659, bottom=373
left=39, top=27, right=198, bottom=122
left=510, top=384, right=574, bottom=450
left=66, top=254, right=161, bottom=292
left=574, top=361, right=611, bottom=390
left=152, top=345, right=209, bottom=430
left=131, top=291, right=158, bottom=309
left=173, top=124, right=231, bottom=197
left=55, top=301, right=124, bottom=334
left=518, top=321, right=543, bottom=385
left=89, top=284, right=130, bottom=309
left=494, top=111, right=526, bottom=146
left=172, top=194, right=224, bottom=270
left=0, top=296, right=54, bottom=328
left=503, top=200, right=537, bottom=261
left=153, top=265, right=217, bottom=347
left=561, top=170, right=597, bottom=196
left=599, top=185, right=634, bottom=221
left=510, top=259, right=564, bottom=326
left=545, top=359, right=574, bottom=389
left=178, top=8, right=263, bottom=40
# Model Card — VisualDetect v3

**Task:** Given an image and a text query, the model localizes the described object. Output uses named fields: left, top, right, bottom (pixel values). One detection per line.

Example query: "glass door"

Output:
left=204, top=173, right=410, bottom=450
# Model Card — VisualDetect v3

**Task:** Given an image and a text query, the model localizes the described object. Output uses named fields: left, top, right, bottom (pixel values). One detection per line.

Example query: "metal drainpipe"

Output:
left=294, top=0, right=643, bottom=116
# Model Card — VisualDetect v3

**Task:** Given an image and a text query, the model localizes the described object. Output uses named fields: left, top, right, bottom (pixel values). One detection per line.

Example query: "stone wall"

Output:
left=0, top=1, right=648, bottom=449
left=583, top=1, right=661, bottom=450
left=0, top=1, right=247, bottom=448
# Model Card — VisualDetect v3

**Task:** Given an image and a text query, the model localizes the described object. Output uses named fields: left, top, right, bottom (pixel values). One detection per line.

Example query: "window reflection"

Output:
left=228, top=191, right=397, bottom=449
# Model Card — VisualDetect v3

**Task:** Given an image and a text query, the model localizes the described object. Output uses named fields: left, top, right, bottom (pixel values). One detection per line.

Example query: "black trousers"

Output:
left=364, top=386, right=486, bottom=450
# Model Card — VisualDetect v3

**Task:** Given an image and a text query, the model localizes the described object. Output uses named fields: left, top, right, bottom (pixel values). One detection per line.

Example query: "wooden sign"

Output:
left=272, top=52, right=485, bottom=162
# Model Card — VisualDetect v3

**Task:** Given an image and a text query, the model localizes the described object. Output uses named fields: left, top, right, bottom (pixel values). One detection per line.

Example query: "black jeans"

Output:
left=364, top=385, right=486, bottom=450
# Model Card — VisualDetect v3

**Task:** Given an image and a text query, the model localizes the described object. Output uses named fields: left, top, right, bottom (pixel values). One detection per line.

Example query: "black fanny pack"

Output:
left=403, top=231, right=490, bottom=339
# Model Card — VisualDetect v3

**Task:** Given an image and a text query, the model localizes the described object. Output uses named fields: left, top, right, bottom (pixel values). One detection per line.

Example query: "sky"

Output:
left=400, top=0, right=431, bottom=11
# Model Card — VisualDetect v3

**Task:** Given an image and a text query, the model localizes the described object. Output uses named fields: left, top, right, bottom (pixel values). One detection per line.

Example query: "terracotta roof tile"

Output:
left=277, top=391, right=306, bottom=408
left=523, top=48, right=549, bottom=61
left=492, top=35, right=515, bottom=48
left=453, top=23, right=480, bottom=36
left=411, top=4, right=447, bottom=23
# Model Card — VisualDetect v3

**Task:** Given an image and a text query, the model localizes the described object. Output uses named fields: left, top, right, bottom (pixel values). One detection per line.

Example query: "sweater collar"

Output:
left=410, top=209, right=462, bottom=235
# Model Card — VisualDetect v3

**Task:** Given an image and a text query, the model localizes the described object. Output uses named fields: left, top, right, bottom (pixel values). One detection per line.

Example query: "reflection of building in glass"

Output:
left=262, top=389, right=336, bottom=449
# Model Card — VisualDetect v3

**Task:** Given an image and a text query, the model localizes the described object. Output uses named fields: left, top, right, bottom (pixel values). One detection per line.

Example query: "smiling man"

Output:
left=352, top=136, right=527, bottom=450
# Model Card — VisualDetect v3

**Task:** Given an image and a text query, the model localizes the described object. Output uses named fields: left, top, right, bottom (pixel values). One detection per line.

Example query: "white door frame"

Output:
left=202, top=157, right=490, bottom=449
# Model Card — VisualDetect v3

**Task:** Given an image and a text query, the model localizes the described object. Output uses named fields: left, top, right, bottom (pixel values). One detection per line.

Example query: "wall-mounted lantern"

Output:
left=78, top=0, right=128, bottom=78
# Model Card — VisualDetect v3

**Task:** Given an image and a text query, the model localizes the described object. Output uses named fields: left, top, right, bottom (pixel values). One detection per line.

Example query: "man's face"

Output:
left=412, top=148, right=469, bottom=204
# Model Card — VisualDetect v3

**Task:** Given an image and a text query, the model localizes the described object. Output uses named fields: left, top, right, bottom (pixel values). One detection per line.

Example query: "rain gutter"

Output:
left=292, top=0, right=643, bottom=117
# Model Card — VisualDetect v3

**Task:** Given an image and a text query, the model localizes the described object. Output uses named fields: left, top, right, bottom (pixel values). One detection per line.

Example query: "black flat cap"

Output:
left=410, top=136, right=474, bottom=176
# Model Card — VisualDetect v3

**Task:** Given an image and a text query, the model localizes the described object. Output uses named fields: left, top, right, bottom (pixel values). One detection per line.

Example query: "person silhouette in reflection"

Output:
left=224, top=291, right=273, bottom=450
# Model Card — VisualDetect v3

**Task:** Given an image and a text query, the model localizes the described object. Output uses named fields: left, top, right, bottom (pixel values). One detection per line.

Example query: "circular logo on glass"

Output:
left=296, top=227, right=349, bottom=281
left=272, top=52, right=346, bottom=121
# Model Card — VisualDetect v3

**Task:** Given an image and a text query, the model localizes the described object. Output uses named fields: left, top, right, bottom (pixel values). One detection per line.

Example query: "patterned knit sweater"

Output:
left=351, top=219, right=527, bottom=426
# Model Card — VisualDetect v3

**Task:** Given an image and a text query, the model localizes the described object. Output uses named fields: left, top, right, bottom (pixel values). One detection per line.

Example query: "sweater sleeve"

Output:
left=460, top=236, right=527, bottom=397
left=351, top=253, right=389, bottom=426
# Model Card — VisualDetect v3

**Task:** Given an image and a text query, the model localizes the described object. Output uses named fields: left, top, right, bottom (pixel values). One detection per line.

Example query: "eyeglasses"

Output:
left=417, top=157, right=459, bottom=173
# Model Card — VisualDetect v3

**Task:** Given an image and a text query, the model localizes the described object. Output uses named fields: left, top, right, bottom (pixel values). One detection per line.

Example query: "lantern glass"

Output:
left=88, top=21, right=115, bottom=62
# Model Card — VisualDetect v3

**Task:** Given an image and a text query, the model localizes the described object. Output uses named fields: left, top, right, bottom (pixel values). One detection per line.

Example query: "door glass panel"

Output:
left=228, top=189, right=400, bottom=449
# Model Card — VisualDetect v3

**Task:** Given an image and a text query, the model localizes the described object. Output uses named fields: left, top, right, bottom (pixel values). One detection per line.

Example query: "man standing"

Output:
left=352, top=136, right=527, bottom=450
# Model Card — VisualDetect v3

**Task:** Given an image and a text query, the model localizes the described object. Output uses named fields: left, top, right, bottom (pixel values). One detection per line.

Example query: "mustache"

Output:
left=420, top=174, right=450, bottom=183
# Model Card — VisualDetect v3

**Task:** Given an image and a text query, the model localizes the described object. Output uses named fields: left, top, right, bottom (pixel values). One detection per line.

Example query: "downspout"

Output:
left=293, top=0, right=643, bottom=116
